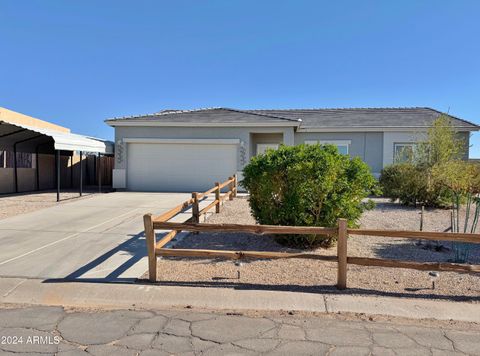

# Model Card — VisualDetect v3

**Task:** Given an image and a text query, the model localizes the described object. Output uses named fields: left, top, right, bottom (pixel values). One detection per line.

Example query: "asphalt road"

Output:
left=0, top=192, right=194, bottom=281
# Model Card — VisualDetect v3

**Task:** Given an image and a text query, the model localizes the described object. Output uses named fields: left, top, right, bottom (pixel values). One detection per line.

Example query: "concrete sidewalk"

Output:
left=1, top=277, right=479, bottom=323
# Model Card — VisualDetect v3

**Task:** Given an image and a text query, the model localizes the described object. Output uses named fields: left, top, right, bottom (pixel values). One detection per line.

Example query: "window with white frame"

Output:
left=256, top=143, right=279, bottom=155
left=394, top=143, right=415, bottom=163
left=305, top=140, right=350, bottom=155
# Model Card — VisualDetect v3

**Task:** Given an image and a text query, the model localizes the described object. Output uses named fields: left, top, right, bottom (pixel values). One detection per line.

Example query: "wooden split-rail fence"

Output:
left=143, top=175, right=480, bottom=290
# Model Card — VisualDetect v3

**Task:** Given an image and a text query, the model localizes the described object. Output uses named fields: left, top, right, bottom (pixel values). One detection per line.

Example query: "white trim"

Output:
left=319, top=140, right=351, bottom=146
left=112, top=169, right=126, bottom=189
left=305, top=139, right=350, bottom=154
left=106, top=120, right=299, bottom=128
left=393, top=142, right=416, bottom=163
left=383, top=132, right=417, bottom=167
left=123, top=138, right=241, bottom=145
left=107, top=120, right=478, bottom=132
left=256, top=143, right=279, bottom=155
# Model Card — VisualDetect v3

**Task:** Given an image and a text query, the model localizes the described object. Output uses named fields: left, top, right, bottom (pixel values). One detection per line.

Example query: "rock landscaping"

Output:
left=0, top=190, right=99, bottom=220
left=152, top=197, right=480, bottom=301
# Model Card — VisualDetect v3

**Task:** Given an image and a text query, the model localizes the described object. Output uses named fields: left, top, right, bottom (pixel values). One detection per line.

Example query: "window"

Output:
left=0, top=151, right=36, bottom=169
left=394, top=143, right=415, bottom=163
left=305, top=140, right=350, bottom=155
left=0, top=151, right=5, bottom=168
left=256, top=143, right=279, bottom=155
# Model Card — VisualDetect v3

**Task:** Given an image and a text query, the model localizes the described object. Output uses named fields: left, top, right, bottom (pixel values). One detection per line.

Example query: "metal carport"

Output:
left=0, top=120, right=114, bottom=201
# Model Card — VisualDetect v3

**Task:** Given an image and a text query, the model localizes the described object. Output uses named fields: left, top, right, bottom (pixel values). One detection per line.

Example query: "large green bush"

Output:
left=379, top=163, right=452, bottom=207
left=242, top=144, right=377, bottom=249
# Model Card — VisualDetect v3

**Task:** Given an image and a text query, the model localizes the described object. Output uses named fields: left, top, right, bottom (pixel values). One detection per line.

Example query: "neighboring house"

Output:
left=106, top=107, right=479, bottom=192
left=0, top=107, right=113, bottom=195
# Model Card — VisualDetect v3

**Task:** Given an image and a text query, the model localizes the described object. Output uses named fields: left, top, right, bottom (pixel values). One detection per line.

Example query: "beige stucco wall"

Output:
left=0, top=154, right=98, bottom=194
left=0, top=153, right=56, bottom=194
left=0, top=169, right=14, bottom=192
left=0, top=107, right=70, bottom=133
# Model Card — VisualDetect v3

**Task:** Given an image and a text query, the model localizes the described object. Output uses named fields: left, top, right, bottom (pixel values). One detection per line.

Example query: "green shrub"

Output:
left=380, top=115, right=469, bottom=208
left=241, top=144, right=377, bottom=249
left=379, top=163, right=452, bottom=207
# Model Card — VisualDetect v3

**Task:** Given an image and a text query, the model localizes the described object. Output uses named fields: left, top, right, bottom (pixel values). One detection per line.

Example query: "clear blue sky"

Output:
left=1, top=0, right=479, bottom=157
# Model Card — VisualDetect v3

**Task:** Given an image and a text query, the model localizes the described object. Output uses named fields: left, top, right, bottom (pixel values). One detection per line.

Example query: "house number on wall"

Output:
left=239, top=141, right=247, bottom=167
left=116, top=142, right=124, bottom=164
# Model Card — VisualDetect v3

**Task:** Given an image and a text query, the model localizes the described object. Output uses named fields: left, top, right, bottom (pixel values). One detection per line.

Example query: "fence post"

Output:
left=337, top=218, right=348, bottom=290
left=228, top=176, right=234, bottom=201
left=233, top=174, right=238, bottom=198
left=215, top=182, right=221, bottom=213
left=143, top=213, right=157, bottom=282
left=192, top=192, right=200, bottom=223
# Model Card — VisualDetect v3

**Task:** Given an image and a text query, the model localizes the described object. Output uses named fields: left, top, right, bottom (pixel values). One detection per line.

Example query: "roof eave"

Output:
left=297, top=126, right=480, bottom=132
left=105, top=120, right=300, bottom=128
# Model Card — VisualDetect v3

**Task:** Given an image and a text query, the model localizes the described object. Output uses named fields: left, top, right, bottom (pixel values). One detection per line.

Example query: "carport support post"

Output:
left=98, top=152, right=102, bottom=193
left=70, top=152, right=73, bottom=188
left=79, top=151, right=83, bottom=196
left=35, top=146, right=40, bottom=191
left=337, top=218, right=348, bottom=290
left=13, top=144, right=18, bottom=193
left=143, top=214, right=157, bottom=282
left=56, top=150, right=60, bottom=202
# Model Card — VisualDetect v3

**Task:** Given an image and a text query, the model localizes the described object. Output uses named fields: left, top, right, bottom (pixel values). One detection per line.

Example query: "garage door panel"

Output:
left=127, top=143, right=237, bottom=192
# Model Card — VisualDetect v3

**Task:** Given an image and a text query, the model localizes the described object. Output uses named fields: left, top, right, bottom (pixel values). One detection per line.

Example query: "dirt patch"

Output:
left=0, top=190, right=101, bottom=220
left=150, top=197, right=480, bottom=301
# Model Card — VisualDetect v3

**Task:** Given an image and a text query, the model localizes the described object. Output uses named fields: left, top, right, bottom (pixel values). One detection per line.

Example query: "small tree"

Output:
left=432, top=161, right=480, bottom=262
left=242, top=144, right=377, bottom=249
left=414, top=115, right=466, bottom=168
left=380, top=115, right=468, bottom=207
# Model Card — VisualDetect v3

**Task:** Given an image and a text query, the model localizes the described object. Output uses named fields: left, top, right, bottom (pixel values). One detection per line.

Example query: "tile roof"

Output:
left=248, top=107, right=478, bottom=129
left=106, top=107, right=479, bottom=129
left=107, top=108, right=301, bottom=124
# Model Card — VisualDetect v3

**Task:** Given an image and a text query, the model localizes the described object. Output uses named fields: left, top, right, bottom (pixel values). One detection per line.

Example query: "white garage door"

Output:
left=126, top=142, right=238, bottom=192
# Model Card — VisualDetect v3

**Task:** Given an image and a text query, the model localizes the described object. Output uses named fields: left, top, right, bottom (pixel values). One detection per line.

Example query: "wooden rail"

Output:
left=143, top=175, right=237, bottom=282
left=144, top=176, right=480, bottom=290
left=152, top=221, right=337, bottom=236
left=347, top=228, right=480, bottom=243
left=156, top=248, right=337, bottom=261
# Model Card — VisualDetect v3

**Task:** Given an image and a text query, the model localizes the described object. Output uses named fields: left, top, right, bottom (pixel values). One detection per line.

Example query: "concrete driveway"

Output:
left=0, top=192, right=194, bottom=282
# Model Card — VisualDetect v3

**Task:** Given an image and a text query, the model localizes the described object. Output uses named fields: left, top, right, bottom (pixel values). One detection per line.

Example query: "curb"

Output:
left=0, top=277, right=478, bottom=323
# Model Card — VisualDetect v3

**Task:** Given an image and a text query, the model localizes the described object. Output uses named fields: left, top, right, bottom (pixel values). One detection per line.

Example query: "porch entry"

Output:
left=250, top=133, right=283, bottom=157
left=256, top=143, right=279, bottom=155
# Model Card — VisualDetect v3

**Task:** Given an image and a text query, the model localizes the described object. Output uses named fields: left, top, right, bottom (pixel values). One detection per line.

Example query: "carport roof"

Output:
left=0, top=120, right=114, bottom=154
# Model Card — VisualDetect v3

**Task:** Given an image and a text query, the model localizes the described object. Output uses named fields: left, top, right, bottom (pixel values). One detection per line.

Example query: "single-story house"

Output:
left=106, top=107, right=479, bottom=192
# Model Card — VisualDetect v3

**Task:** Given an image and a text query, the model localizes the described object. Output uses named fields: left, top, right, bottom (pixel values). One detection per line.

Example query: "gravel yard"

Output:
left=0, top=190, right=100, bottom=220
left=152, top=197, right=480, bottom=301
